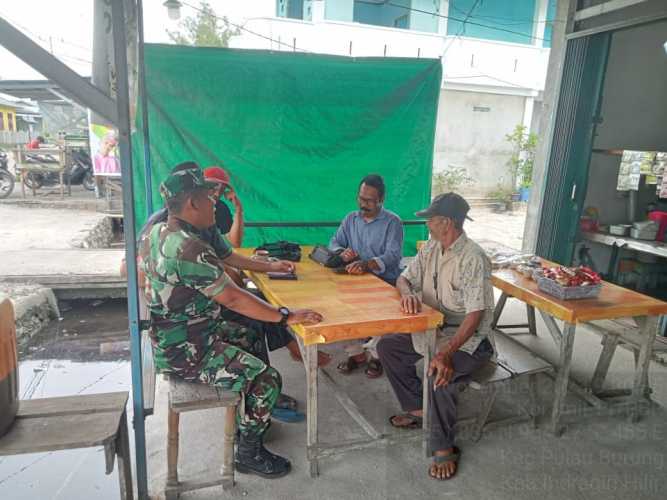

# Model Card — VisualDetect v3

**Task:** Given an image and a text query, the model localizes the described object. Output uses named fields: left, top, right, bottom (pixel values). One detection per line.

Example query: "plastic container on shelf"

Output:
left=648, top=211, right=667, bottom=242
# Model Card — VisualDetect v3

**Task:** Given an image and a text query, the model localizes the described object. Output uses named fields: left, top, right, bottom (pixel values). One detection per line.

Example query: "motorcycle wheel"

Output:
left=83, top=172, right=96, bottom=191
left=23, top=172, right=43, bottom=190
left=0, top=171, right=14, bottom=199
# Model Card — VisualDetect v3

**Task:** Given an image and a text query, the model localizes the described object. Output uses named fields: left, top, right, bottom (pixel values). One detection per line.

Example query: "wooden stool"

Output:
left=164, top=375, right=240, bottom=500
left=0, top=392, right=133, bottom=500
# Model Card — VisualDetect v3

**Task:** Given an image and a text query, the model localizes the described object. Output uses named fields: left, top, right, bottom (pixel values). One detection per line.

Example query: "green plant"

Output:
left=488, top=185, right=513, bottom=202
left=505, top=124, right=538, bottom=189
left=166, top=1, right=240, bottom=47
left=432, top=165, right=474, bottom=195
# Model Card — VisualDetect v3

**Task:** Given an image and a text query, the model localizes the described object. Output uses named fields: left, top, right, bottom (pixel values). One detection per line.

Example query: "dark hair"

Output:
left=36, top=136, right=45, bottom=143
left=452, top=217, right=464, bottom=231
left=359, top=174, right=385, bottom=200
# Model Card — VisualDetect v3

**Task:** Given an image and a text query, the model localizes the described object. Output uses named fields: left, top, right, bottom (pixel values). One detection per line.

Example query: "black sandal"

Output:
left=389, top=413, right=423, bottom=429
left=337, top=356, right=363, bottom=375
left=429, top=447, right=460, bottom=480
left=365, top=358, right=383, bottom=379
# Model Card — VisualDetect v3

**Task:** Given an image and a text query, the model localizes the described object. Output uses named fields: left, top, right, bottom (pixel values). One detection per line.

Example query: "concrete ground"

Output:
left=145, top=295, right=667, bottom=500
left=466, top=205, right=527, bottom=251
left=0, top=204, right=123, bottom=277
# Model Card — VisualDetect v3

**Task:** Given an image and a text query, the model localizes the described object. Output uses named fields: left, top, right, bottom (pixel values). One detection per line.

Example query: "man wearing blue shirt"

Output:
left=329, top=174, right=404, bottom=378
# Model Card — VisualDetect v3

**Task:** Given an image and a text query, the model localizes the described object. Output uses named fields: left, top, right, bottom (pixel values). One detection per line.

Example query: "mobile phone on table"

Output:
left=267, top=271, right=298, bottom=280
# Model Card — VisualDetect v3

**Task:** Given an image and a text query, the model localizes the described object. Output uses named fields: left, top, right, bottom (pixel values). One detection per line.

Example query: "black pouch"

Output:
left=309, top=245, right=354, bottom=268
left=255, top=241, right=301, bottom=262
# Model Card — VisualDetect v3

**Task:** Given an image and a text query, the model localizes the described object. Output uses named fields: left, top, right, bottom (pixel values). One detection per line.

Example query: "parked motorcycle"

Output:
left=23, top=148, right=95, bottom=192
left=0, top=149, right=14, bottom=199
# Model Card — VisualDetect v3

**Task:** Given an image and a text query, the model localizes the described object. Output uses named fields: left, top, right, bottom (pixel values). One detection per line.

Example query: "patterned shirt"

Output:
left=402, top=232, right=494, bottom=354
left=329, top=208, right=404, bottom=284
left=138, top=217, right=232, bottom=375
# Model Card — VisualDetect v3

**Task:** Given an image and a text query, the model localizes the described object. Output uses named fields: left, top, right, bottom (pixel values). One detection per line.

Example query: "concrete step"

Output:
left=466, top=197, right=500, bottom=208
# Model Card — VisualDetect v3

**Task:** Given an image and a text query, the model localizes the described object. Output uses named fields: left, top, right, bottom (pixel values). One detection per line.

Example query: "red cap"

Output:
left=203, top=166, right=231, bottom=185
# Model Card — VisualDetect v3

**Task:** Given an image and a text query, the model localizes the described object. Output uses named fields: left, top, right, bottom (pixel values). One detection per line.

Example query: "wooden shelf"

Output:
left=592, top=148, right=624, bottom=156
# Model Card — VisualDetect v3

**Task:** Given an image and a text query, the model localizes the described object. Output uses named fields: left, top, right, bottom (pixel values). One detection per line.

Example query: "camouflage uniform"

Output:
left=139, top=169, right=280, bottom=437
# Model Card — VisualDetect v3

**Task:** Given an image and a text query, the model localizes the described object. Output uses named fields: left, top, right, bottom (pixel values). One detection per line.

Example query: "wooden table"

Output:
left=237, top=247, right=442, bottom=477
left=0, top=392, right=133, bottom=499
left=14, top=147, right=69, bottom=199
left=492, top=266, right=667, bottom=435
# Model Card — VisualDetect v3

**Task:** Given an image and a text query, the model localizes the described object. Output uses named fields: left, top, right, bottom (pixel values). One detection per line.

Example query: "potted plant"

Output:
left=505, top=125, right=538, bottom=202
left=488, top=185, right=514, bottom=212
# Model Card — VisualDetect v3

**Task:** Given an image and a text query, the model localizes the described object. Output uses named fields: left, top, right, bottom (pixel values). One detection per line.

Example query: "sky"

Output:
left=0, top=0, right=260, bottom=81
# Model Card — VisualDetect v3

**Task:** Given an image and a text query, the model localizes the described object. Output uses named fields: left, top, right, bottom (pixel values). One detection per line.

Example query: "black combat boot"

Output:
left=235, top=432, right=291, bottom=479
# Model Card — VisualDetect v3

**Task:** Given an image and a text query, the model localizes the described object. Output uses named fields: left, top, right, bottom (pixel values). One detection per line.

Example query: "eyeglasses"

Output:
left=357, top=195, right=380, bottom=205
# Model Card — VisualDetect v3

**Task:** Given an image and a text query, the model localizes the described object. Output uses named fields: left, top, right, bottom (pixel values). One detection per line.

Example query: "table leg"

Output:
left=422, top=329, right=437, bottom=457
left=491, top=293, right=509, bottom=329
left=116, top=410, right=134, bottom=500
left=305, top=343, right=319, bottom=477
left=526, top=305, right=537, bottom=336
left=631, top=316, right=658, bottom=422
left=590, top=333, right=620, bottom=394
left=550, top=322, right=576, bottom=436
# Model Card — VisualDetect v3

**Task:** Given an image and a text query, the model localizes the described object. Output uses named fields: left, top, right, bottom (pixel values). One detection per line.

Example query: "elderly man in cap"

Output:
left=377, top=192, right=494, bottom=481
left=139, top=161, right=323, bottom=478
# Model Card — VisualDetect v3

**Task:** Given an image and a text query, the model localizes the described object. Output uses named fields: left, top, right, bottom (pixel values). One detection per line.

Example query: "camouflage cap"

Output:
left=159, top=162, right=217, bottom=201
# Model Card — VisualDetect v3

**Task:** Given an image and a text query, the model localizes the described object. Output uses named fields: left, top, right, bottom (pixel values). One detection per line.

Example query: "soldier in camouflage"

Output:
left=139, top=162, right=323, bottom=478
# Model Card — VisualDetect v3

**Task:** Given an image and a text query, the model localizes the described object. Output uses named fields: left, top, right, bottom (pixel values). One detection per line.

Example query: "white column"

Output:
left=438, top=0, right=449, bottom=35
left=312, top=0, right=325, bottom=23
left=532, top=0, right=549, bottom=48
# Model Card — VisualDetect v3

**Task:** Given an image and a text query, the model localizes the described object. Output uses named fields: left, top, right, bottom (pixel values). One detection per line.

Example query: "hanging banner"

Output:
left=89, top=119, right=121, bottom=177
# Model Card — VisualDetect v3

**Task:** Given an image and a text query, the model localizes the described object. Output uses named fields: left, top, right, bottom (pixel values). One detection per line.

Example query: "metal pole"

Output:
left=136, top=0, right=153, bottom=215
left=111, top=1, right=148, bottom=498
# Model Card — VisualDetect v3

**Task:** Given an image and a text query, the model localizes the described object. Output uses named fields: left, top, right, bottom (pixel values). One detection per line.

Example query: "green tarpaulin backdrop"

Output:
left=132, top=44, right=441, bottom=255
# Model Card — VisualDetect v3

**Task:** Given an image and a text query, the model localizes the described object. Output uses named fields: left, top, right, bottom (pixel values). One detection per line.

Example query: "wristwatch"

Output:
left=278, top=306, right=290, bottom=326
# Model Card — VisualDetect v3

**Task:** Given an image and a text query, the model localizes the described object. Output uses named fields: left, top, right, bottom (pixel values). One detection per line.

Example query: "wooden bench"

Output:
left=584, top=318, right=667, bottom=396
left=462, top=330, right=553, bottom=440
left=141, top=331, right=240, bottom=500
left=0, top=392, right=134, bottom=499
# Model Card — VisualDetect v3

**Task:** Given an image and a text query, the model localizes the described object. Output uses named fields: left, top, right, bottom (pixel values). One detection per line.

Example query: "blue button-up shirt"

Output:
left=329, top=208, right=404, bottom=284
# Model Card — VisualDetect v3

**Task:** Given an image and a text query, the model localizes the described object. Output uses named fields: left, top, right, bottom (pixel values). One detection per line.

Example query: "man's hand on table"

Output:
left=428, top=351, right=455, bottom=388
left=340, top=248, right=358, bottom=262
left=269, top=260, right=295, bottom=273
left=345, top=260, right=368, bottom=275
left=400, top=293, right=422, bottom=314
left=287, top=309, right=324, bottom=325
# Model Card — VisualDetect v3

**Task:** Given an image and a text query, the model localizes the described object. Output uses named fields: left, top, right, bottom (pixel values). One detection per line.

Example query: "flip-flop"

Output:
left=389, top=413, right=423, bottom=429
left=429, top=447, right=460, bottom=481
left=271, top=407, right=305, bottom=423
left=275, top=393, right=298, bottom=411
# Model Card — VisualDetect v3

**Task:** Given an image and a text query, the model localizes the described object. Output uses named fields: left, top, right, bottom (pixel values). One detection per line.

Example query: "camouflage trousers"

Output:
left=193, top=321, right=281, bottom=437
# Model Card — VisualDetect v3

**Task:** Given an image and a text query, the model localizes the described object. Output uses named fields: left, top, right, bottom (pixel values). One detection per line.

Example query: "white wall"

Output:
left=434, top=89, right=527, bottom=195
left=229, top=16, right=446, bottom=58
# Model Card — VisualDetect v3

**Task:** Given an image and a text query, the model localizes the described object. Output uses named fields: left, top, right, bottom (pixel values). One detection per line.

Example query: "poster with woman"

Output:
left=89, top=123, right=121, bottom=176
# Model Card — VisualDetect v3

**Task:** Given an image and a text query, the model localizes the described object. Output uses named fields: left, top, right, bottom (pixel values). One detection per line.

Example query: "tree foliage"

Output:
left=166, top=2, right=239, bottom=48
